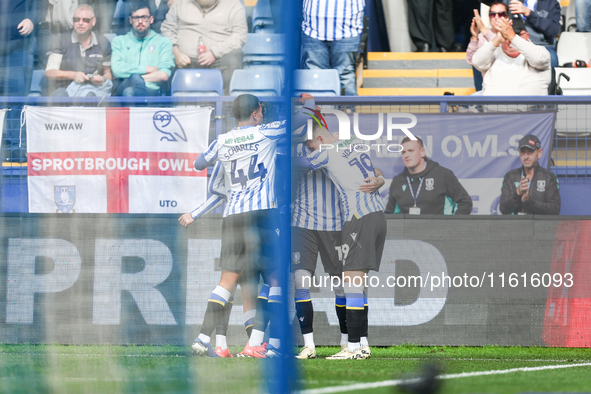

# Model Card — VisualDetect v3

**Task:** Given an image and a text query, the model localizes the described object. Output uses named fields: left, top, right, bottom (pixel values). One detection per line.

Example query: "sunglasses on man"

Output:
left=73, top=17, right=93, bottom=23
left=489, top=11, right=507, bottom=18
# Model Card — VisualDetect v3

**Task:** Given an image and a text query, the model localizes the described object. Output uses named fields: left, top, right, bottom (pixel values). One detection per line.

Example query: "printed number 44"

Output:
left=231, top=154, right=267, bottom=189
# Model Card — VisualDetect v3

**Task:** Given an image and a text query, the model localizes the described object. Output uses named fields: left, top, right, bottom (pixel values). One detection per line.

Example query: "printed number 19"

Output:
left=335, top=244, right=349, bottom=261
left=348, top=153, right=374, bottom=178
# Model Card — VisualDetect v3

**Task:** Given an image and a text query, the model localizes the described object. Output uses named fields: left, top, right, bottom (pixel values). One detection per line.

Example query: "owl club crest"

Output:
left=537, top=180, right=546, bottom=192
left=54, top=186, right=76, bottom=213
left=425, top=178, right=434, bottom=191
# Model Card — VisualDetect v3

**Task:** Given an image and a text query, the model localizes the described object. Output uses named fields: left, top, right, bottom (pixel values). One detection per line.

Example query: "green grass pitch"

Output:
left=1, top=344, right=590, bottom=393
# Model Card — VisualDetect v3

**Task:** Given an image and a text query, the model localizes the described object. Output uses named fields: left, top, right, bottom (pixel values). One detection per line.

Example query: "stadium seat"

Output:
left=229, top=68, right=282, bottom=96
left=556, top=32, right=591, bottom=65
left=242, top=33, right=284, bottom=65
left=170, top=69, right=224, bottom=96
left=252, top=0, right=274, bottom=33
left=554, top=68, right=591, bottom=95
left=29, top=69, right=46, bottom=96
left=103, top=33, right=116, bottom=42
left=293, top=69, right=340, bottom=96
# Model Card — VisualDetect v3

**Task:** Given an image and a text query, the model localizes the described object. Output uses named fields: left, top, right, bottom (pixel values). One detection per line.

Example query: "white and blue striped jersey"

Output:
left=302, top=0, right=365, bottom=41
left=292, top=143, right=343, bottom=231
left=195, top=121, right=285, bottom=217
left=306, top=136, right=385, bottom=221
left=190, top=161, right=226, bottom=219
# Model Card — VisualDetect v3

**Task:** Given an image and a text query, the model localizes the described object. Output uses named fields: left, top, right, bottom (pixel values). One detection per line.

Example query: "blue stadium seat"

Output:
left=293, top=69, right=341, bottom=96
left=229, top=68, right=282, bottom=96
left=29, top=69, right=46, bottom=97
left=242, top=33, right=283, bottom=65
left=252, top=0, right=274, bottom=33
left=103, top=33, right=116, bottom=43
left=170, top=69, right=224, bottom=96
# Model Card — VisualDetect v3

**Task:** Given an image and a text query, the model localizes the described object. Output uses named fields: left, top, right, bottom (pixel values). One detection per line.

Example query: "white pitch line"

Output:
left=300, top=362, right=591, bottom=394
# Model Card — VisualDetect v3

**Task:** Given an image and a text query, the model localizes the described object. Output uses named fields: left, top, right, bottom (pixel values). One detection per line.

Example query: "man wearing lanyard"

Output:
left=500, top=134, right=560, bottom=215
left=384, top=136, right=473, bottom=215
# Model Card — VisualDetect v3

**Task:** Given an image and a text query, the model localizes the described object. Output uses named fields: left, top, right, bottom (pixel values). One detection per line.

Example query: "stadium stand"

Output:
left=242, top=33, right=284, bottom=65
left=171, top=69, right=224, bottom=96
left=229, top=68, right=282, bottom=96
left=554, top=32, right=591, bottom=95
left=252, top=0, right=274, bottom=33
left=359, top=52, right=476, bottom=95
left=293, top=69, right=340, bottom=96
left=28, top=70, right=46, bottom=97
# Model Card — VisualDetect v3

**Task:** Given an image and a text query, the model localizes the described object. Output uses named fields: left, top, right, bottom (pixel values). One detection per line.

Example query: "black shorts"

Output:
left=291, top=227, right=342, bottom=276
left=341, top=211, right=386, bottom=272
left=220, top=209, right=280, bottom=273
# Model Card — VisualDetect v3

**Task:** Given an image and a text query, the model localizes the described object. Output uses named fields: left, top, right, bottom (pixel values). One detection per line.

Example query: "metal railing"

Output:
left=2, top=95, right=591, bottom=211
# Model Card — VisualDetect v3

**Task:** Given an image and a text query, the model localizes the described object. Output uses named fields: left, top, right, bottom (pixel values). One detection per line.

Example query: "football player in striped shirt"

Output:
left=190, top=93, right=314, bottom=358
left=291, top=119, right=384, bottom=359
left=179, top=161, right=260, bottom=358
left=301, top=121, right=387, bottom=360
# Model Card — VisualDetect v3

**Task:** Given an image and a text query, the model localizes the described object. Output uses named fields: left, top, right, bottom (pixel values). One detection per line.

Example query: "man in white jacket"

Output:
left=472, top=16, right=551, bottom=95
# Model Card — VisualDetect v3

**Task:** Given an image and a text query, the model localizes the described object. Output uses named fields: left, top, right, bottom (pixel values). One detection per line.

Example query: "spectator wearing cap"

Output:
left=472, top=15, right=550, bottom=95
left=507, top=0, right=561, bottom=68
left=500, top=134, right=560, bottom=215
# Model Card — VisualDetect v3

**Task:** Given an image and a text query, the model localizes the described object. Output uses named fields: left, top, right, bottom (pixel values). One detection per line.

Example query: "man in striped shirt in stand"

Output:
left=301, top=0, right=365, bottom=95
left=300, top=121, right=387, bottom=360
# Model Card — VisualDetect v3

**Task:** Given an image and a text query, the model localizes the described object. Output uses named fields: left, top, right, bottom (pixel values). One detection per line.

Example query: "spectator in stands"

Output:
left=466, top=3, right=509, bottom=91
left=472, top=16, right=550, bottom=95
left=111, top=0, right=174, bottom=96
left=500, top=134, right=560, bottom=215
left=45, top=4, right=113, bottom=97
left=161, top=0, right=247, bottom=94
left=507, top=0, right=560, bottom=68
left=0, top=0, right=44, bottom=96
left=407, top=0, right=455, bottom=52
left=37, top=0, right=77, bottom=68
left=301, top=0, right=364, bottom=95
left=575, top=0, right=591, bottom=32
left=384, top=136, right=473, bottom=215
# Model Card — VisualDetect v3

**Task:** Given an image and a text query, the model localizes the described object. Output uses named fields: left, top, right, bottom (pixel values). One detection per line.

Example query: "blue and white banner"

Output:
left=321, top=112, right=556, bottom=215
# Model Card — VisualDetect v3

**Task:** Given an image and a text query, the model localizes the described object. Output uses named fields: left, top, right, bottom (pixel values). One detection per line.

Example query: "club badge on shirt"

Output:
left=537, top=180, right=546, bottom=192
left=425, top=178, right=434, bottom=191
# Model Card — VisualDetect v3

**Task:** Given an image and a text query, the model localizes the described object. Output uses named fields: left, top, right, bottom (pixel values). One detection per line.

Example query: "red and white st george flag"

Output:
left=26, top=106, right=212, bottom=213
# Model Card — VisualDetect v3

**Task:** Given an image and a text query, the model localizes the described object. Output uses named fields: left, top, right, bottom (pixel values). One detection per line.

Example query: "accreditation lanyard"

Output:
left=406, top=176, right=423, bottom=208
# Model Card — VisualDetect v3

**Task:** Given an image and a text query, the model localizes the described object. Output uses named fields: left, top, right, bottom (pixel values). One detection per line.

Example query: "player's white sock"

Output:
left=340, top=333, right=348, bottom=347
left=197, top=334, right=210, bottom=344
left=303, top=333, right=315, bottom=350
left=360, top=336, right=368, bottom=347
left=348, top=342, right=361, bottom=352
left=216, top=335, right=227, bottom=350
left=269, top=337, right=280, bottom=349
left=249, top=329, right=265, bottom=347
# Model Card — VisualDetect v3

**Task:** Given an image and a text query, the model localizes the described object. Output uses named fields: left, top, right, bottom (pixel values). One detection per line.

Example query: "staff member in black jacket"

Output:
left=385, top=136, right=473, bottom=215
left=500, top=134, right=560, bottom=215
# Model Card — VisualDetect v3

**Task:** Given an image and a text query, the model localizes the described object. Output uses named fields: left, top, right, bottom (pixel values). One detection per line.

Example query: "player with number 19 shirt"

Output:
left=304, top=122, right=387, bottom=360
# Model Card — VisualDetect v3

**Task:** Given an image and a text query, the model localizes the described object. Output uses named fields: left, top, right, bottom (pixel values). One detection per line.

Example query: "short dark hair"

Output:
left=232, top=94, right=260, bottom=122
left=401, top=136, right=423, bottom=147
left=130, top=0, right=151, bottom=16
